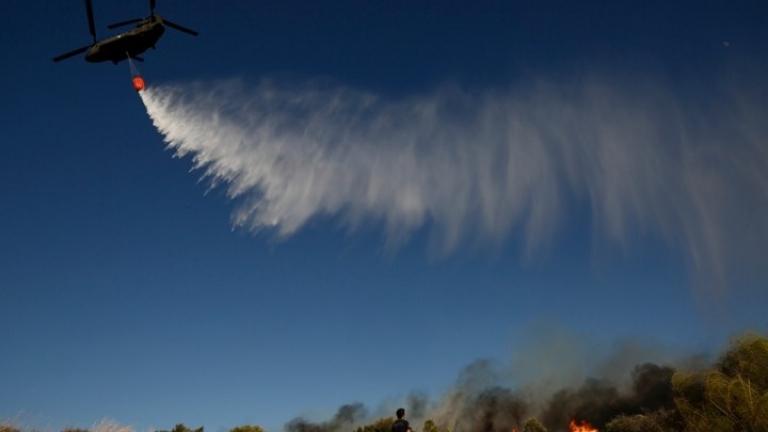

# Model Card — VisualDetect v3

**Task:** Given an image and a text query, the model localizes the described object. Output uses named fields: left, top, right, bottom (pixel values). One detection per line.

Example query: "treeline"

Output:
left=2, top=334, right=766, bottom=432
left=351, top=334, right=768, bottom=432
left=364, top=334, right=767, bottom=432
left=0, top=423, right=265, bottom=432
left=352, top=418, right=548, bottom=432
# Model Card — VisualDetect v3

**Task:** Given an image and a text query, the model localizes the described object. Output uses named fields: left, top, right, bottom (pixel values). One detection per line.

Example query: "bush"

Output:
left=354, top=417, right=394, bottom=432
left=422, top=420, right=438, bottom=432
left=157, top=424, right=202, bottom=432
left=522, top=418, right=547, bottom=432
left=605, top=415, right=665, bottom=432
left=672, top=334, right=768, bottom=432
left=422, top=419, right=450, bottom=432
left=230, top=426, right=264, bottom=432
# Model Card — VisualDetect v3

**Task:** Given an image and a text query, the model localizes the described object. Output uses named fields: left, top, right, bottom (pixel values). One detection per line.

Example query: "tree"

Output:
left=230, top=426, right=264, bottom=432
left=422, top=420, right=439, bottom=432
left=422, top=419, right=451, bottom=432
left=605, top=415, right=665, bottom=432
left=157, top=424, right=203, bottom=432
left=522, top=418, right=547, bottom=432
left=354, top=417, right=394, bottom=432
left=672, top=334, right=768, bottom=432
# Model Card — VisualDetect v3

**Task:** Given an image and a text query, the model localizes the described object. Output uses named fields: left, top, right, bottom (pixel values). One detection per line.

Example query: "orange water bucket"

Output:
left=132, top=75, right=146, bottom=92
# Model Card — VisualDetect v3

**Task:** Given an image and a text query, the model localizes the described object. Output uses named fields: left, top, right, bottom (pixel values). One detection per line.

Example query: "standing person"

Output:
left=392, top=408, right=412, bottom=432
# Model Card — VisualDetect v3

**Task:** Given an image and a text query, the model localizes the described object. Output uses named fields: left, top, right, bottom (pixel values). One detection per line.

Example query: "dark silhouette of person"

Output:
left=392, top=408, right=411, bottom=432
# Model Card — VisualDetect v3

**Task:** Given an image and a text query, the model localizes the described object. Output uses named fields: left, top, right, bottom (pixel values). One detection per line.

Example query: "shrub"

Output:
left=230, top=426, right=264, bottom=432
left=522, top=418, right=547, bottom=432
left=672, top=334, right=768, bottom=432
left=354, top=418, right=394, bottom=432
left=605, top=415, right=664, bottom=432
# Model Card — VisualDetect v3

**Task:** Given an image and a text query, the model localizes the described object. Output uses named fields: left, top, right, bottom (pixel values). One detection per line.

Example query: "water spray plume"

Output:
left=138, top=77, right=768, bottom=287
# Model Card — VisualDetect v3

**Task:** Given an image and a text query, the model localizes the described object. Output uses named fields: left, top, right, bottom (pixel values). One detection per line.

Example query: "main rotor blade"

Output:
left=52, top=45, right=90, bottom=62
left=163, top=19, right=198, bottom=36
left=84, top=0, right=96, bottom=42
left=107, top=18, right=144, bottom=29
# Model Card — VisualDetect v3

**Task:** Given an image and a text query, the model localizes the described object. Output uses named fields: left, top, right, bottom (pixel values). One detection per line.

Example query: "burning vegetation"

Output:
left=567, top=420, right=597, bottom=432
left=283, top=333, right=768, bottom=432
left=2, top=334, right=766, bottom=432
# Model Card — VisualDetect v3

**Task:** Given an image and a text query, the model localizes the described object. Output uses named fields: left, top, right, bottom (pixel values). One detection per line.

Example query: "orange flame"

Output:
left=569, top=419, right=598, bottom=432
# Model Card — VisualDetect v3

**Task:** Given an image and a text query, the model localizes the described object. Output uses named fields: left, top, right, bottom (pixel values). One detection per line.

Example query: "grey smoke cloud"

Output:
left=272, top=330, right=697, bottom=432
left=139, top=77, right=768, bottom=284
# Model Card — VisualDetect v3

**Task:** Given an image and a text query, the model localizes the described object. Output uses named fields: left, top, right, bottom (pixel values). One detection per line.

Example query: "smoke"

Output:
left=139, top=76, right=768, bottom=284
left=538, top=364, right=676, bottom=429
left=419, top=333, right=690, bottom=432
left=264, top=327, right=703, bottom=432
left=457, top=387, right=528, bottom=432
left=285, top=403, right=367, bottom=432
left=275, top=335, right=696, bottom=432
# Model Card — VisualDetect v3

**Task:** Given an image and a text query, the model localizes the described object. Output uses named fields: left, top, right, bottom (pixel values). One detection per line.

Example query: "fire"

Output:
left=569, top=419, right=598, bottom=432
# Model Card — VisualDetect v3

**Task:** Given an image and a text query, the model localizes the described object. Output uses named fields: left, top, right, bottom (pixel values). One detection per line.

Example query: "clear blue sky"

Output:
left=1, top=1, right=767, bottom=431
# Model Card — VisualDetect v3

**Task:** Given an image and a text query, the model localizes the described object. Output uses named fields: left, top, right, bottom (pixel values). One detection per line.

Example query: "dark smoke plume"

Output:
left=285, top=404, right=367, bottom=432
left=539, top=364, right=676, bottom=430
left=456, top=387, right=528, bottom=432
left=288, top=354, right=689, bottom=432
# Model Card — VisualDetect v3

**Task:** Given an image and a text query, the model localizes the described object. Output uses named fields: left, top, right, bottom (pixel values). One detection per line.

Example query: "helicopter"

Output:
left=52, top=0, right=198, bottom=64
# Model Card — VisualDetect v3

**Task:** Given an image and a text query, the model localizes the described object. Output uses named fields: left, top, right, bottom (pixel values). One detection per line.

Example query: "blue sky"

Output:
left=1, top=1, right=767, bottom=431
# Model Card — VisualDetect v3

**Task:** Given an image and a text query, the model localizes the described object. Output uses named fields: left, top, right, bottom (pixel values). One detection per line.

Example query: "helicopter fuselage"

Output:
left=52, top=1, right=197, bottom=65
left=85, top=20, right=165, bottom=63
